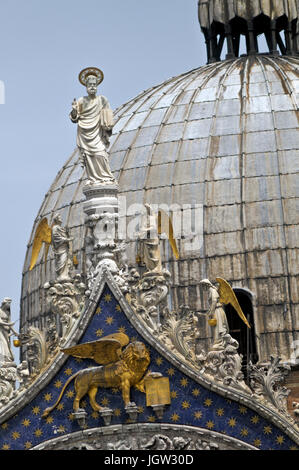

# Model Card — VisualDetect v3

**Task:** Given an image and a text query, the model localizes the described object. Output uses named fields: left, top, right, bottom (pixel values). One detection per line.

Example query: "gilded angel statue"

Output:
left=29, top=214, right=73, bottom=281
left=199, top=278, right=250, bottom=351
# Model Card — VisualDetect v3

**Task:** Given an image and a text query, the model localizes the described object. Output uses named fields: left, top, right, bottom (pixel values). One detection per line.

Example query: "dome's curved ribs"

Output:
left=198, top=58, right=244, bottom=279
left=163, top=61, right=236, bottom=308
left=238, top=56, right=251, bottom=287
left=113, top=69, right=200, bottom=121
left=257, top=55, right=297, bottom=339
left=117, top=70, right=202, bottom=187
left=141, top=67, right=215, bottom=192
left=112, top=70, right=195, bottom=172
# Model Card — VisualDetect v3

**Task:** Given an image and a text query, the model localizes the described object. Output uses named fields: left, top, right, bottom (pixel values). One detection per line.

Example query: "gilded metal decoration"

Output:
left=145, top=376, right=171, bottom=407
left=29, top=218, right=52, bottom=271
left=216, top=277, right=251, bottom=329
left=78, top=67, right=104, bottom=86
left=42, top=333, right=152, bottom=417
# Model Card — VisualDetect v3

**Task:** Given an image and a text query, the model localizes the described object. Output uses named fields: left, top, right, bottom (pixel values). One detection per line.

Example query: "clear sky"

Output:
left=0, top=1, right=205, bottom=336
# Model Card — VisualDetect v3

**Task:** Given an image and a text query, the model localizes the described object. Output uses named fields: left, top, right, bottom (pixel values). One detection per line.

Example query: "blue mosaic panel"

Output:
left=0, top=285, right=298, bottom=450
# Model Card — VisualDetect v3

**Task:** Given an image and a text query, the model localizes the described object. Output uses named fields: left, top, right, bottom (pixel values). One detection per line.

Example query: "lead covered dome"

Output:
left=21, top=2, right=299, bottom=365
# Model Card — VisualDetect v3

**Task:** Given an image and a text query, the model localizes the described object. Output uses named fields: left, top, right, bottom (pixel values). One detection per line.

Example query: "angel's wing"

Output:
left=216, top=277, right=251, bottom=329
left=158, top=210, right=179, bottom=260
left=61, top=332, right=130, bottom=365
left=29, top=218, right=52, bottom=271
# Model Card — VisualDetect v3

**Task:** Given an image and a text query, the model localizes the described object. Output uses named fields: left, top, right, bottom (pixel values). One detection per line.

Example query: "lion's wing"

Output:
left=62, top=332, right=130, bottom=365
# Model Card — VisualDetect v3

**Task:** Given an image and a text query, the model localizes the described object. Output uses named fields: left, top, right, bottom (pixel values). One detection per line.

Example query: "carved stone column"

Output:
left=83, top=183, right=120, bottom=292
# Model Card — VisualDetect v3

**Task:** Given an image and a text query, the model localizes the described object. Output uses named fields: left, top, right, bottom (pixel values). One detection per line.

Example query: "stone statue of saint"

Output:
left=70, top=67, right=115, bottom=185
left=138, top=204, right=162, bottom=274
left=0, top=298, right=18, bottom=365
left=199, top=279, right=230, bottom=351
left=52, top=214, right=73, bottom=281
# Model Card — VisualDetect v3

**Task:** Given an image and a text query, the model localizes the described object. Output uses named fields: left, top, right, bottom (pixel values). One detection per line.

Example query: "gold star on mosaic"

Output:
left=96, top=328, right=104, bottom=337
left=112, top=387, right=120, bottom=394
left=91, top=411, right=99, bottom=419
left=204, top=398, right=213, bottom=407
left=32, top=406, right=40, bottom=415
left=75, top=357, right=83, bottom=363
left=148, top=415, right=156, bottom=423
left=253, top=438, right=262, bottom=448
left=263, top=426, right=272, bottom=435
left=101, top=397, right=110, bottom=406
left=12, top=431, right=20, bottom=440
left=114, top=408, right=121, bottom=417
left=251, top=415, right=259, bottom=424
left=116, top=305, right=122, bottom=312
left=1, top=423, right=8, bottom=430
left=194, top=411, right=202, bottom=420
left=216, top=408, right=224, bottom=417
left=171, top=413, right=180, bottom=422
left=34, top=429, right=43, bottom=438
left=228, top=418, right=237, bottom=428
left=138, top=406, right=144, bottom=414
left=192, top=388, right=200, bottom=397
left=22, top=419, right=31, bottom=427
left=182, top=400, right=191, bottom=409
left=240, top=428, right=249, bottom=437
left=24, top=442, right=32, bottom=450
left=57, top=425, right=66, bottom=434
left=66, top=390, right=74, bottom=399
left=170, top=390, right=178, bottom=399
left=155, top=357, right=163, bottom=366
left=167, top=368, right=175, bottom=377
left=118, top=326, right=126, bottom=334
left=104, top=294, right=112, bottom=302
left=68, top=413, right=75, bottom=421
left=239, top=406, right=247, bottom=414
left=54, top=380, right=62, bottom=389
left=180, top=378, right=188, bottom=387
left=81, top=400, right=87, bottom=409
left=2, top=444, right=10, bottom=450
left=46, top=416, right=54, bottom=424
left=57, top=403, right=64, bottom=411
left=44, top=393, right=52, bottom=402
left=96, top=306, right=102, bottom=315
left=276, top=436, right=284, bottom=445
left=64, top=368, right=73, bottom=376
left=105, top=316, right=114, bottom=325
left=206, top=420, right=215, bottom=429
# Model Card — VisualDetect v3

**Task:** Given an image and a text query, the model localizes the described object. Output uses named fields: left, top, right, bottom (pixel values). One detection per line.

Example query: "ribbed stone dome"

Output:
left=21, top=54, right=299, bottom=362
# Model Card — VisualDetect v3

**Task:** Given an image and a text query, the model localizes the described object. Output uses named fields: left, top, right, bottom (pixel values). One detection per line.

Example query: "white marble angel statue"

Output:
left=199, top=278, right=250, bottom=351
left=70, top=67, right=115, bottom=185
left=0, top=298, right=18, bottom=365
left=52, top=214, right=73, bottom=281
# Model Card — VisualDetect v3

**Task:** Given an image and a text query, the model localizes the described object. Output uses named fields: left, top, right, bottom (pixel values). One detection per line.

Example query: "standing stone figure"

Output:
left=199, top=279, right=229, bottom=351
left=52, top=214, right=73, bottom=281
left=0, top=298, right=17, bottom=365
left=70, top=67, right=115, bottom=185
left=138, top=204, right=163, bottom=274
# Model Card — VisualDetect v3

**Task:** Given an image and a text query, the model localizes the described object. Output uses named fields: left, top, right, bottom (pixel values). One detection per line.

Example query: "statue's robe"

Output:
left=71, top=95, right=115, bottom=184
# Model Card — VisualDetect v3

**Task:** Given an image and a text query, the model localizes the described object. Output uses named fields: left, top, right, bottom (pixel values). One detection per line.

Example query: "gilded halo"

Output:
left=78, top=67, right=104, bottom=86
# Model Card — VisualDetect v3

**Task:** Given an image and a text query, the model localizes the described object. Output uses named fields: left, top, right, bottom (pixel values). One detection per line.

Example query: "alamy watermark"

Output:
left=95, top=198, right=204, bottom=254
left=0, top=81, right=5, bottom=104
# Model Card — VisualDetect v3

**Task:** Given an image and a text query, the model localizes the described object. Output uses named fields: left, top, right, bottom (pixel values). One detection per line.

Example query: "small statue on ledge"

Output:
left=70, top=67, right=115, bottom=185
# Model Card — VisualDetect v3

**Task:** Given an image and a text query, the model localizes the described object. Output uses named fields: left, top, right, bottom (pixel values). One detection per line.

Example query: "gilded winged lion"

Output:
left=42, top=333, right=152, bottom=417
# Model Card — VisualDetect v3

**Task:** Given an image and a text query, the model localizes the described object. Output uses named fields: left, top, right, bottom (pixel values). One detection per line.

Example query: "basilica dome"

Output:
left=21, top=53, right=299, bottom=364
